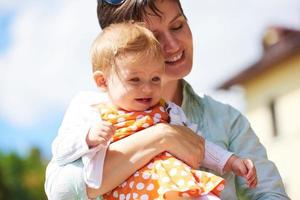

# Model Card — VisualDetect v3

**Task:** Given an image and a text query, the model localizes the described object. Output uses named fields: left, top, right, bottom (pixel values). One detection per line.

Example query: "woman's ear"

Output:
left=93, top=71, right=107, bottom=92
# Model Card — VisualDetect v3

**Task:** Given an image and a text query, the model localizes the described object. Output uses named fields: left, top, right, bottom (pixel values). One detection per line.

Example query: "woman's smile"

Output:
left=165, top=50, right=184, bottom=64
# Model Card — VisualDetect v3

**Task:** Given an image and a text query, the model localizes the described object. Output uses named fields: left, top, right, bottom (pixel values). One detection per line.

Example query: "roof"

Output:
left=218, top=26, right=300, bottom=90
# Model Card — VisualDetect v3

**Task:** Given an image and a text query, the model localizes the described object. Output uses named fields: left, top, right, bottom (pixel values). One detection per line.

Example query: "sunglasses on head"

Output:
left=101, top=0, right=126, bottom=5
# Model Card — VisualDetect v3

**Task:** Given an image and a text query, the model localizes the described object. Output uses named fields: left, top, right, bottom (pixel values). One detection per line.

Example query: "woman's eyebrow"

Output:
left=150, top=13, right=183, bottom=33
left=169, top=13, right=184, bottom=24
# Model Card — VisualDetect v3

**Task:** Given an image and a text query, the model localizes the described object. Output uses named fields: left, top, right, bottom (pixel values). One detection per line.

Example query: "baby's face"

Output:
left=106, top=53, right=165, bottom=111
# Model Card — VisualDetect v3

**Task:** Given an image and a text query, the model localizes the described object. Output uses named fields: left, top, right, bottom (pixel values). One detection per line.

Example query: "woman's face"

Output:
left=145, top=0, right=193, bottom=82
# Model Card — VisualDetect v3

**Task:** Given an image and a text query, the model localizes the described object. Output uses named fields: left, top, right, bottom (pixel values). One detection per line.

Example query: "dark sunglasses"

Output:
left=101, top=0, right=126, bottom=5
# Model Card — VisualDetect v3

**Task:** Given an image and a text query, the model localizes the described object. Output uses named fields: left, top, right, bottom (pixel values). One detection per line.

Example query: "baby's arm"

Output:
left=86, top=120, right=114, bottom=148
left=51, top=92, right=111, bottom=165
left=82, top=120, right=114, bottom=189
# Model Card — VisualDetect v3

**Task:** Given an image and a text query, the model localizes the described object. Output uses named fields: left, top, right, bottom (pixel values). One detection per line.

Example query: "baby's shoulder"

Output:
left=72, top=91, right=109, bottom=105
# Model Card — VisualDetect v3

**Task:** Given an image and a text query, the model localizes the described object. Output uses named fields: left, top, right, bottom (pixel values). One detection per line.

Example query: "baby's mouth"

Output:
left=135, top=98, right=152, bottom=103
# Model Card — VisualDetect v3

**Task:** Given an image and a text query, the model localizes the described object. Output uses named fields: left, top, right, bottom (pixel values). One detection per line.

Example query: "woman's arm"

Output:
left=86, top=123, right=204, bottom=198
left=228, top=111, right=289, bottom=199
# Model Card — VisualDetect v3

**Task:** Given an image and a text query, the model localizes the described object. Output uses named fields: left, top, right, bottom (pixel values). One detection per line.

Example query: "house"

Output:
left=218, top=26, right=300, bottom=199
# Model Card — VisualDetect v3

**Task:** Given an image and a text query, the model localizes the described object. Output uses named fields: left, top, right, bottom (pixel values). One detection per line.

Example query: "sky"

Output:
left=0, top=0, right=300, bottom=158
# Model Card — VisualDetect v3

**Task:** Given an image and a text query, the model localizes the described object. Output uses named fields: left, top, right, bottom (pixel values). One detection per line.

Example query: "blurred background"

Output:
left=0, top=0, right=300, bottom=199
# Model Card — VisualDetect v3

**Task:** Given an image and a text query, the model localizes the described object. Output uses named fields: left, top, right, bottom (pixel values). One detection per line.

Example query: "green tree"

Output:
left=23, top=148, right=48, bottom=199
left=0, top=148, right=48, bottom=200
left=0, top=152, right=10, bottom=199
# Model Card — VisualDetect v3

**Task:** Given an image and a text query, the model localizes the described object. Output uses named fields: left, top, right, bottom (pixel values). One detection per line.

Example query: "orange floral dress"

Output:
left=100, top=101, right=225, bottom=200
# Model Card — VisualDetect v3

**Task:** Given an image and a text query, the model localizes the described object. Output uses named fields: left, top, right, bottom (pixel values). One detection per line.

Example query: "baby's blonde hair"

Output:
left=91, top=22, right=164, bottom=74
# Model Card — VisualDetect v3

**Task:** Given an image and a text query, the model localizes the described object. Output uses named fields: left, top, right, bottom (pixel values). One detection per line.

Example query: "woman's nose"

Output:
left=161, top=32, right=180, bottom=55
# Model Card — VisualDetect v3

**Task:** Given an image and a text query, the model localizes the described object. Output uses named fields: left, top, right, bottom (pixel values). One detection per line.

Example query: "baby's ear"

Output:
left=93, top=71, right=107, bottom=92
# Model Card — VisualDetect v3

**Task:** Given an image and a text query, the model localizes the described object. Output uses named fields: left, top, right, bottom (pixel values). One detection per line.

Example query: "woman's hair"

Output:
left=97, top=0, right=185, bottom=29
left=91, top=22, right=164, bottom=74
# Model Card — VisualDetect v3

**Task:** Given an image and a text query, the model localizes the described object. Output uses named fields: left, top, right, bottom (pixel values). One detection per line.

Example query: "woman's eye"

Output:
left=152, top=76, right=161, bottom=82
left=171, top=23, right=183, bottom=31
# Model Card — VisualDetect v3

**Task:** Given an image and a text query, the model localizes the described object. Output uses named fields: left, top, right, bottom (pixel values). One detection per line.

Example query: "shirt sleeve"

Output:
left=167, top=101, right=233, bottom=174
left=201, top=140, right=233, bottom=175
left=227, top=104, right=290, bottom=199
left=51, top=91, right=105, bottom=166
left=82, top=142, right=109, bottom=189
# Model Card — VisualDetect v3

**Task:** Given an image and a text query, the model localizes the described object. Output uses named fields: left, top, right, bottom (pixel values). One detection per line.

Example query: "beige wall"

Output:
left=244, top=54, right=300, bottom=111
left=243, top=54, right=300, bottom=199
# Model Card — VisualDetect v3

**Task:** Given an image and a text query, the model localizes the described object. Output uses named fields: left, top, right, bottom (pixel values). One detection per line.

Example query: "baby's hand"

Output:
left=86, top=121, right=115, bottom=148
left=225, top=155, right=257, bottom=188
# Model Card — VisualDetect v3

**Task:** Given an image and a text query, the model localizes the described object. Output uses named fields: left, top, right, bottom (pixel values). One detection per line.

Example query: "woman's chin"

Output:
left=165, top=64, right=192, bottom=80
left=165, top=55, right=192, bottom=79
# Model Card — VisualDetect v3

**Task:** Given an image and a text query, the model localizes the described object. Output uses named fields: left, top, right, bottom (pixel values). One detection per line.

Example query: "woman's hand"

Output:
left=156, top=123, right=205, bottom=169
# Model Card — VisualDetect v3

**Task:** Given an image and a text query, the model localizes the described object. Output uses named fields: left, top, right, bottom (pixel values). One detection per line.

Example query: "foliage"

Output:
left=0, top=148, right=48, bottom=200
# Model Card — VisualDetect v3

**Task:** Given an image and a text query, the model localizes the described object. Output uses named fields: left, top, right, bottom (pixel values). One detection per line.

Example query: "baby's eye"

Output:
left=152, top=76, right=161, bottom=82
left=129, top=77, right=140, bottom=82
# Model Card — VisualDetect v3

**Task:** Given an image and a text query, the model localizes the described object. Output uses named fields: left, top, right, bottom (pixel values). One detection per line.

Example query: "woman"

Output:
left=45, top=0, right=289, bottom=199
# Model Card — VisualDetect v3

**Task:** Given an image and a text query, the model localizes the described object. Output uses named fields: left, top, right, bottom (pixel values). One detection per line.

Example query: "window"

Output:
left=269, top=99, right=278, bottom=137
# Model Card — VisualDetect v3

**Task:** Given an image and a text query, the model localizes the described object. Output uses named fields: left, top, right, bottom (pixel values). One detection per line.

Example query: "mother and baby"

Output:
left=45, top=0, right=289, bottom=199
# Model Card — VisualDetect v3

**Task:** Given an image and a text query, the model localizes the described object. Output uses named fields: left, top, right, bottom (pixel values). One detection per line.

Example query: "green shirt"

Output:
left=181, top=79, right=289, bottom=199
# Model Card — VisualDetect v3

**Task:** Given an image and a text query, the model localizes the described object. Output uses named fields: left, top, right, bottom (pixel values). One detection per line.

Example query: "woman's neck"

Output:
left=162, top=79, right=183, bottom=106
